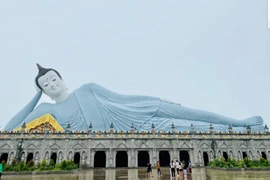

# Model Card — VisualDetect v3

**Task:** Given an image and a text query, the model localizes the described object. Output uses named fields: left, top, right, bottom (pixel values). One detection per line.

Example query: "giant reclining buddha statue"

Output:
left=4, top=64, right=264, bottom=132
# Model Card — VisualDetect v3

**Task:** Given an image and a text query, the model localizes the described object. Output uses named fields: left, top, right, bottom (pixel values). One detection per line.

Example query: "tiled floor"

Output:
left=2, top=168, right=270, bottom=180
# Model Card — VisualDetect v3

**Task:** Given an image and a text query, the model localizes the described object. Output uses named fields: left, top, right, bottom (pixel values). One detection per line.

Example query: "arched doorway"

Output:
left=0, top=153, right=8, bottom=164
left=179, top=151, right=190, bottom=164
left=26, top=153, right=33, bottom=164
left=262, top=152, right=267, bottom=160
left=223, top=152, right=228, bottom=161
left=203, top=152, right=209, bottom=166
left=116, top=151, right=128, bottom=167
left=94, top=151, right=106, bottom=167
left=50, top=153, right=57, bottom=165
left=74, top=152, right=80, bottom=167
left=242, top=152, right=247, bottom=159
left=159, top=151, right=170, bottom=166
left=138, top=151, right=149, bottom=167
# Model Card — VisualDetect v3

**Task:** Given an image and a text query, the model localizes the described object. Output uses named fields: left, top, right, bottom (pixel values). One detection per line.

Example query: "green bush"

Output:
left=39, top=159, right=47, bottom=170
left=258, top=157, right=268, bottom=167
left=15, top=161, right=29, bottom=171
left=49, top=159, right=55, bottom=166
left=243, top=157, right=253, bottom=167
left=11, top=159, right=16, bottom=166
left=208, top=157, right=270, bottom=169
left=2, top=159, right=77, bottom=172
left=237, top=160, right=246, bottom=168
left=55, top=163, right=61, bottom=169
left=48, top=159, right=55, bottom=170
left=61, top=160, right=67, bottom=170
left=227, top=157, right=237, bottom=168
left=65, top=160, right=77, bottom=170
left=4, top=164, right=13, bottom=171
left=27, top=160, right=35, bottom=167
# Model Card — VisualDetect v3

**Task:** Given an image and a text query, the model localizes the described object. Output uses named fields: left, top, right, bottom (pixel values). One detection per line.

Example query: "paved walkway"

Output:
left=2, top=168, right=270, bottom=180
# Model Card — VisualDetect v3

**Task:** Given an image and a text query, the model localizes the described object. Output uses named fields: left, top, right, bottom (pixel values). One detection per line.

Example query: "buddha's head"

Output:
left=35, top=63, right=68, bottom=101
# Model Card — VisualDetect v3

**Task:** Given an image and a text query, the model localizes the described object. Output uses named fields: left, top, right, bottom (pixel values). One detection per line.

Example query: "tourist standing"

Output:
left=156, top=161, right=161, bottom=176
left=179, top=161, right=183, bottom=176
left=0, top=162, right=2, bottom=180
left=175, top=160, right=180, bottom=175
left=149, top=163, right=153, bottom=177
left=183, top=161, right=188, bottom=176
left=170, top=160, right=176, bottom=178
left=188, top=160, right=192, bottom=173
left=146, top=163, right=151, bottom=177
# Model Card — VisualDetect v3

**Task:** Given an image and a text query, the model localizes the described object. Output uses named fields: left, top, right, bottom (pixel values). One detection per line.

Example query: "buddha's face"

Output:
left=38, top=70, right=66, bottom=99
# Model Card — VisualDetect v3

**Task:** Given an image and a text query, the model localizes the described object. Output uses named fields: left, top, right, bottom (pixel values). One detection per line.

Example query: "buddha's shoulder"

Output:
left=35, top=96, right=76, bottom=110
left=33, top=102, right=54, bottom=113
left=76, top=83, right=112, bottom=93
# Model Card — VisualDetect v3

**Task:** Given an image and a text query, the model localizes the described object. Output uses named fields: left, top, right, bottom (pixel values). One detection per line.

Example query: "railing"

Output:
left=0, top=130, right=269, bottom=139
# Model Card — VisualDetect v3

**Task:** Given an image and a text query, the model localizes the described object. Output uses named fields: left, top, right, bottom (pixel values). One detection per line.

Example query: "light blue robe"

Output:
left=4, top=83, right=264, bottom=132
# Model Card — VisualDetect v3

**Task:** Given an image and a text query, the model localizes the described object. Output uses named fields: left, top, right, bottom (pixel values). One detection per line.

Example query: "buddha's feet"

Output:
left=241, top=116, right=263, bottom=127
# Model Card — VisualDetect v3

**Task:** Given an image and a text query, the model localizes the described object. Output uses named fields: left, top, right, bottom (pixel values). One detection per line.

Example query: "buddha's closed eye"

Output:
left=43, top=82, right=49, bottom=87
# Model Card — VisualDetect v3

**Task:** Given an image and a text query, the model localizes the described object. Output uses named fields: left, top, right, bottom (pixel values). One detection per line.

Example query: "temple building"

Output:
left=0, top=122, right=269, bottom=168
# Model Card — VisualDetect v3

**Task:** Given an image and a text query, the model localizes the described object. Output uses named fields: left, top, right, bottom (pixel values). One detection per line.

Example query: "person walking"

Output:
left=149, top=163, right=153, bottom=177
left=188, top=160, right=192, bottom=174
left=156, top=161, right=161, bottom=176
left=146, top=163, right=151, bottom=178
left=183, top=161, right=188, bottom=176
left=179, top=161, right=183, bottom=176
left=175, top=160, right=180, bottom=176
left=170, top=160, right=176, bottom=179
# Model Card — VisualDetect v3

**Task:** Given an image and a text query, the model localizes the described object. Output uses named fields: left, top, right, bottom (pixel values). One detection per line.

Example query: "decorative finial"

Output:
left=246, top=125, right=251, bottom=134
left=171, top=122, right=175, bottom=129
left=209, top=124, right=214, bottom=134
left=228, top=124, right=233, bottom=134
left=265, top=124, right=269, bottom=134
left=131, top=123, right=134, bottom=129
left=44, top=122, right=49, bottom=129
left=89, top=122, right=93, bottom=129
left=67, top=122, right=71, bottom=129
left=110, top=122, right=114, bottom=129
left=190, top=123, right=194, bottom=133
left=22, top=122, right=26, bottom=129
left=152, top=123, right=155, bottom=129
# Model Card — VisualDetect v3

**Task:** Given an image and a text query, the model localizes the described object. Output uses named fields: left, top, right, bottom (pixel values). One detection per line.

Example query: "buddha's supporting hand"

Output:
left=35, top=81, right=42, bottom=92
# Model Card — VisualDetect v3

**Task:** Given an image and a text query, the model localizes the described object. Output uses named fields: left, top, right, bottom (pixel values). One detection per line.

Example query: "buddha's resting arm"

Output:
left=12, top=102, right=53, bottom=130
left=4, top=91, right=42, bottom=130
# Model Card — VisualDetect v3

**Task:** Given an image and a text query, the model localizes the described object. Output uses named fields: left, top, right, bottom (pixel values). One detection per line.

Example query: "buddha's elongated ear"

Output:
left=34, top=80, right=42, bottom=92
left=34, top=81, right=54, bottom=100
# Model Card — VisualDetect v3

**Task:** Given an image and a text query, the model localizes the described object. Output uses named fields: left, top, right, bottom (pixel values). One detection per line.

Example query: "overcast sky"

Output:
left=0, top=0, right=269, bottom=130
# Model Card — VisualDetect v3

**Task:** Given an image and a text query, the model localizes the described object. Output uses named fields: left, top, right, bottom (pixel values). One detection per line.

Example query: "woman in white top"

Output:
left=170, top=160, right=176, bottom=178
left=175, top=160, right=180, bottom=175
